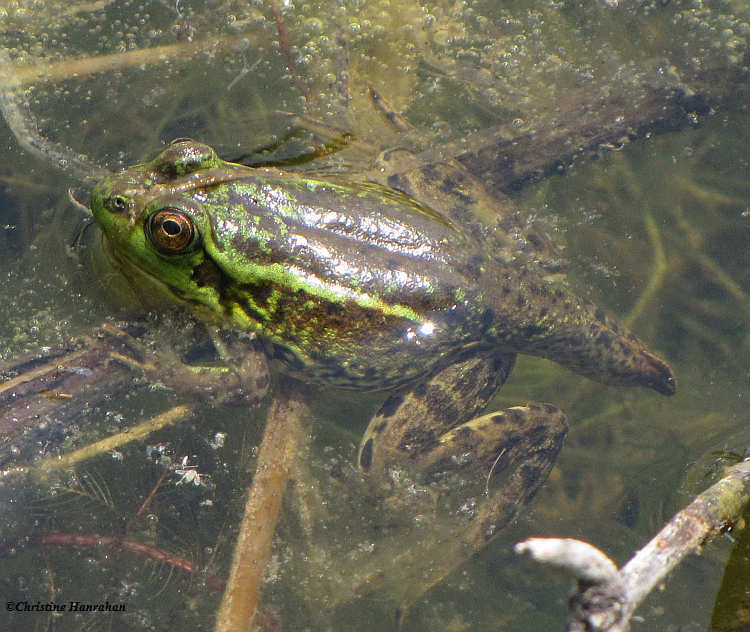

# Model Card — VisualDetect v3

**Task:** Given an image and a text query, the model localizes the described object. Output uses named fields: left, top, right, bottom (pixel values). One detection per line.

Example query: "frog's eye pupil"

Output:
left=148, top=208, right=196, bottom=254
left=162, top=219, right=182, bottom=235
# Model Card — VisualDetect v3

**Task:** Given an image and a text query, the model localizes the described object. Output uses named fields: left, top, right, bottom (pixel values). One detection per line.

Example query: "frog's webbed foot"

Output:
left=421, top=404, right=567, bottom=548
left=358, top=352, right=567, bottom=548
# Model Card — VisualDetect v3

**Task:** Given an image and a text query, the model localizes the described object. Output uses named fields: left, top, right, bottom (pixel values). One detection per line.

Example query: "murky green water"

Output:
left=0, top=1, right=748, bottom=630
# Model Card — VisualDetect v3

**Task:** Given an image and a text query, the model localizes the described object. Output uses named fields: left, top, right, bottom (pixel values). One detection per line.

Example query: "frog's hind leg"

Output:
left=355, top=352, right=567, bottom=607
left=358, top=351, right=516, bottom=477
left=359, top=349, right=567, bottom=534
left=359, top=357, right=566, bottom=548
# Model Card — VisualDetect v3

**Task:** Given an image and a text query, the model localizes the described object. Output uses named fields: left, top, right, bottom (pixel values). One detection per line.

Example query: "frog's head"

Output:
left=89, top=140, right=236, bottom=315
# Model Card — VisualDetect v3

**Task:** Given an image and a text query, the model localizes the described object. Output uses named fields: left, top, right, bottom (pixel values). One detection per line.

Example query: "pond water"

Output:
left=0, top=1, right=748, bottom=631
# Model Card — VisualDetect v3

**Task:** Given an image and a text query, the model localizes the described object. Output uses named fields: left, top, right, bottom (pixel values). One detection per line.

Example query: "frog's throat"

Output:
left=99, top=236, right=191, bottom=311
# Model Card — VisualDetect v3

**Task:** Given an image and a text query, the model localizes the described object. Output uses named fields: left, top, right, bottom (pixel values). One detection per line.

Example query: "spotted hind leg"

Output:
left=358, top=352, right=567, bottom=548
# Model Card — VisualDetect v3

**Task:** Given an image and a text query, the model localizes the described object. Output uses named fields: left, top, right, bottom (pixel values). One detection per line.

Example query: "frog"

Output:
left=89, top=138, right=675, bottom=556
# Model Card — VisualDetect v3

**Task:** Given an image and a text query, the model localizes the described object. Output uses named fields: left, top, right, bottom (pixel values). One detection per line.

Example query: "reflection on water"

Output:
left=0, top=1, right=748, bottom=630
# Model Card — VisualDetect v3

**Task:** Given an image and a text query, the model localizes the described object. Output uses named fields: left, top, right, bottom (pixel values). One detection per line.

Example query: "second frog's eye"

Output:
left=147, top=208, right=197, bottom=254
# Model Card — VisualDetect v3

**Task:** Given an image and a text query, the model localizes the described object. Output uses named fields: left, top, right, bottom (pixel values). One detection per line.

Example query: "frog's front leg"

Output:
left=358, top=352, right=567, bottom=549
left=103, top=322, right=270, bottom=405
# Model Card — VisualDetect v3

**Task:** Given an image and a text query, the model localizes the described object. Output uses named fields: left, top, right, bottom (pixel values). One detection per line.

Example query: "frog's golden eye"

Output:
left=147, top=208, right=197, bottom=254
left=105, top=195, right=129, bottom=214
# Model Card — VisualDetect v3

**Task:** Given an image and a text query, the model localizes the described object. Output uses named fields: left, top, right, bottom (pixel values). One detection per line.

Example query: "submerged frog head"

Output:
left=90, top=141, right=232, bottom=313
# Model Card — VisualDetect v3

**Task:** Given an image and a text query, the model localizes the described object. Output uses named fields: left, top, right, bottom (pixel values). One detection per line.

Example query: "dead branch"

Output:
left=515, top=460, right=750, bottom=632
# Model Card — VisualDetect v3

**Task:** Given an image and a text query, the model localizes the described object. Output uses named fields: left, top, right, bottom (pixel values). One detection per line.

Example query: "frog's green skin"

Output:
left=90, top=140, right=675, bottom=395
left=90, top=139, right=674, bottom=557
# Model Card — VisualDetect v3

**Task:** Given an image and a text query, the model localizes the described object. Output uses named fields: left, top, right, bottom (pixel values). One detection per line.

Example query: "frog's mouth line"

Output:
left=98, top=234, right=198, bottom=312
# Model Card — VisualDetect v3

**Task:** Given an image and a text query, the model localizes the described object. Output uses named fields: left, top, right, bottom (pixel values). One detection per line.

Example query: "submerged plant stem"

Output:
left=0, top=37, right=245, bottom=90
left=42, top=532, right=226, bottom=591
left=214, top=378, right=309, bottom=632
left=625, top=213, right=667, bottom=329
left=35, top=404, right=192, bottom=477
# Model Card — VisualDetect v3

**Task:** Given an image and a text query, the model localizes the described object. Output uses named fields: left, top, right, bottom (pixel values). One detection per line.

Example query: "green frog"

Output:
left=89, top=138, right=674, bottom=549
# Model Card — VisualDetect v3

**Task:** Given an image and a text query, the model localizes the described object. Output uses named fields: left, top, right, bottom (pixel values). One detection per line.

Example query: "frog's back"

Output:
left=207, top=171, right=476, bottom=309
left=198, top=169, right=493, bottom=388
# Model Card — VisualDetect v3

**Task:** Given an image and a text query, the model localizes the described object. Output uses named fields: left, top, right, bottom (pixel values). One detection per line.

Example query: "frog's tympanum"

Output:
left=90, top=139, right=674, bottom=546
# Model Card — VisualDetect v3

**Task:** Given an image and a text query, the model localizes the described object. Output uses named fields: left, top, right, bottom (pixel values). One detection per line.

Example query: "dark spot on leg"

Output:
left=413, top=383, right=428, bottom=398
left=526, top=424, right=552, bottom=447
left=398, top=428, right=439, bottom=454
left=387, top=174, right=410, bottom=194
left=596, top=330, right=615, bottom=349
left=377, top=394, right=403, bottom=418
left=519, top=463, right=542, bottom=493
left=359, top=438, right=373, bottom=470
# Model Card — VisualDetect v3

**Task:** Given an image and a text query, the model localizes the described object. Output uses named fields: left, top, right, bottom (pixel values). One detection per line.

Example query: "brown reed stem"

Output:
left=214, top=377, right=309, bottom=632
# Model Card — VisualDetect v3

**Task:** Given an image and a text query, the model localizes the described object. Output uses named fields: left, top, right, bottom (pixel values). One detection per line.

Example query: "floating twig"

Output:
left=516, top=460, right=750, bottom=632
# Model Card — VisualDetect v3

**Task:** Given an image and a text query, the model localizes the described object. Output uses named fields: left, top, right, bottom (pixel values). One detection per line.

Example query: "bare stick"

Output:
left=516, top=460, right=750, bottom=632
left=214, top=378, right=309, bottom=632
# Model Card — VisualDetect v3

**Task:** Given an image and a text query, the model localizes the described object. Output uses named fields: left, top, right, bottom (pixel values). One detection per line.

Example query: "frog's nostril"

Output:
left=104, top=195, right=129, bottom=214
